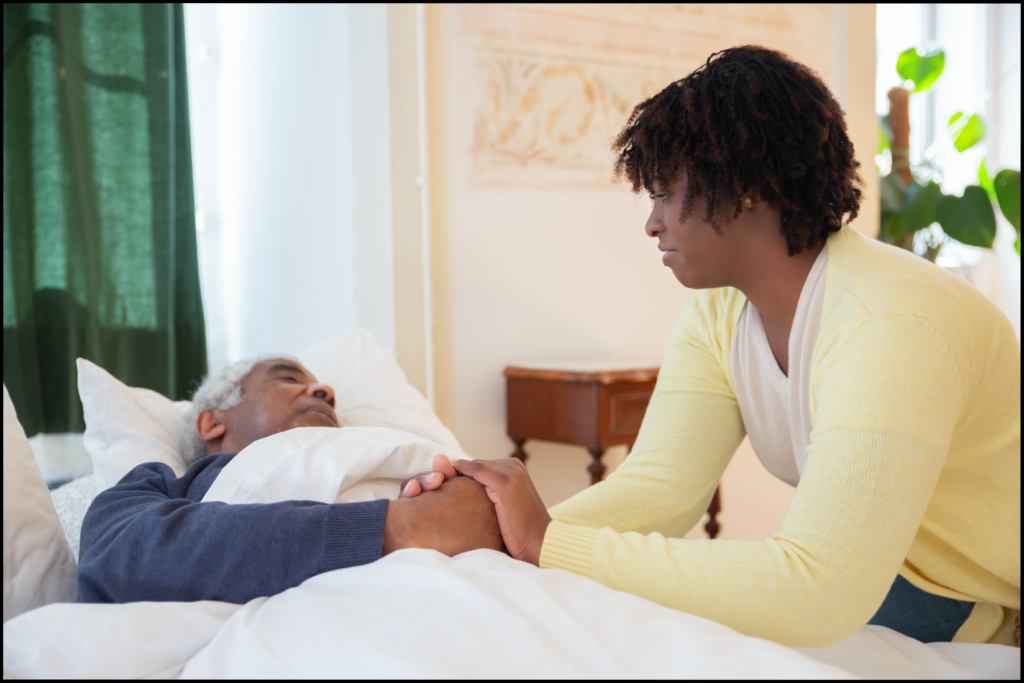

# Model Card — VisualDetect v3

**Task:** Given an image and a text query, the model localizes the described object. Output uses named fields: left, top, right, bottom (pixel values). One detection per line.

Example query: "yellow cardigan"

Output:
left=540, top=226, right=1020, bottom=647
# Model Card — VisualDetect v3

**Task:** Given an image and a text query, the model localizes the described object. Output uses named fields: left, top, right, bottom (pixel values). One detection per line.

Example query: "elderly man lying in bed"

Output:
left=76, top=357, right=503, bottom=604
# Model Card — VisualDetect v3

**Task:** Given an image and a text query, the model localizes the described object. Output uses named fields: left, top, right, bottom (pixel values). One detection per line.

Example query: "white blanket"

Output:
left=202, top=426, right=458, bottom=505
left=4, top=427, right=1019, bottom=678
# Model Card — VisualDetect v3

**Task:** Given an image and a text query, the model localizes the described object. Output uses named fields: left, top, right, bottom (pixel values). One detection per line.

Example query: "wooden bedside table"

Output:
left=504, top=361, right=721, bottom=539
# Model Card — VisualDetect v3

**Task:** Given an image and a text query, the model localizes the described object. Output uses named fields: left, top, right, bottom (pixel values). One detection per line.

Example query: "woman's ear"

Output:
left=197, top=409, right=227, bottom=444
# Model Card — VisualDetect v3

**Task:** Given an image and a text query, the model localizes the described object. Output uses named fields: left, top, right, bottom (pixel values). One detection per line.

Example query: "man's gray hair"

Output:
left=182, top=354, right=299, bottom=466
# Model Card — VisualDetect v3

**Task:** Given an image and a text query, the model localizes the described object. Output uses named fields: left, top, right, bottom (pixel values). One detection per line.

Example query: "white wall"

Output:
left=184, top=4, right=397, bottom=368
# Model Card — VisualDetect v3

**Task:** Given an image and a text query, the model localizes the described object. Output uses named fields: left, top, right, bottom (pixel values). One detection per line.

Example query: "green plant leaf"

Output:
left=897, top=47, right=945, bottom=93
left=901, top=180, right=942, bottom=233
left=978, top=158, right=997, bottom=203
left=936, top=185, right=997, bottom=248
left=879, top=212, right=907, bottom=245
left=948, top=112, right=985, bottom=152
left=993, top=169, right=1020, bottom=235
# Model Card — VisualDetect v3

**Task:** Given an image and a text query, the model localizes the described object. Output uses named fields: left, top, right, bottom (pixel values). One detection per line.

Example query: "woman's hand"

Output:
left=384, top=477, right=504, bottom=555
left=399, top=454, right=458, bottom=498
left=451, top=457, right=551, bottom=566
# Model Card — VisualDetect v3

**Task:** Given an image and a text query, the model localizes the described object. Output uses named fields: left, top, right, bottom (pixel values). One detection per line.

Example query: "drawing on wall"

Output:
left=458, top=3, right=839, bottom=189
left=471, top=51, right=674, bottom=187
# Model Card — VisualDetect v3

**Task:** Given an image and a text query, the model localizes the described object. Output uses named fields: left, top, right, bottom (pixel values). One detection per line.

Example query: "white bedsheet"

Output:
left=5, top=427, right=1019, bottom=679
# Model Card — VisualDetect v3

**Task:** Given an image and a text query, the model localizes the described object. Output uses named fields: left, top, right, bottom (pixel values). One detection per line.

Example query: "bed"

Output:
left=3, top=330, right=1020, bottom=679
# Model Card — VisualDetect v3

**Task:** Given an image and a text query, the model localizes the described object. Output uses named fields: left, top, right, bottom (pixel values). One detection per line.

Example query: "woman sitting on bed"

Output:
left=435, top=45, right=1021, bottom=647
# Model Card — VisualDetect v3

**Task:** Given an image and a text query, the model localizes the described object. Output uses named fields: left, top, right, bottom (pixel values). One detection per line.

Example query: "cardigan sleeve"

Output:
left=546, top=291, right=745, bottom=543
left=540, top=313, right=969, bottom=647
left=77, top=459, right=388, bottom=604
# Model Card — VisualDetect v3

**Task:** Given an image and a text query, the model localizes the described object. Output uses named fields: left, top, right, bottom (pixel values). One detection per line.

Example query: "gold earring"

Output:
left=742, top=196, right=754, bottom=210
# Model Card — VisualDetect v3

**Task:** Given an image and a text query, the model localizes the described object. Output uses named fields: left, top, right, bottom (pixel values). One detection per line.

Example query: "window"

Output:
left=876, top=4, right=1020, bottom=333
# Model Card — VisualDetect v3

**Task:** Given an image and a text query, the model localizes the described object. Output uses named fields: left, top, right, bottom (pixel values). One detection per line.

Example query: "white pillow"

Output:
left=77, top=360, right=192, bottom=491
left=79, top=327, right=463, bottom=491
left=3, top=384, right=78, bottom=621
left=299, top=329, right=462, bottom=452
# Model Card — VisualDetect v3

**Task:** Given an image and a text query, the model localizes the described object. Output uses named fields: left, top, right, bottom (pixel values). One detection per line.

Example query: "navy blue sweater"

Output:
left=77, top=452, right=389, bottom=604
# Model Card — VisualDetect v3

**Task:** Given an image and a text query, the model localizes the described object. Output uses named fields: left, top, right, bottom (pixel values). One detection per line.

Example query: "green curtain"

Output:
left=3, top=3, right=207, bottom=436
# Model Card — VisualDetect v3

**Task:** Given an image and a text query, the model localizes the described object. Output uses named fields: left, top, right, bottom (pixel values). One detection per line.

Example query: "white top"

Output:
left=730, top=245, right=828, bottom=486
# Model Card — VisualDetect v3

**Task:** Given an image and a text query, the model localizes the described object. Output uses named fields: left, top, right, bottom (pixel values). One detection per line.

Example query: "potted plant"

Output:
left=878, top=46, right=1020, bottom=261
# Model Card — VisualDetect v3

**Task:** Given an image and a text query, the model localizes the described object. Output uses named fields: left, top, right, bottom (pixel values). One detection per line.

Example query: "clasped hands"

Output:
left=385, top=454, right=551, bottom=566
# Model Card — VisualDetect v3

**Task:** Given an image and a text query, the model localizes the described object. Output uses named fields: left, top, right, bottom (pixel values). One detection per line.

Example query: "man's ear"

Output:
left=196, top=408, right=228, bottom=444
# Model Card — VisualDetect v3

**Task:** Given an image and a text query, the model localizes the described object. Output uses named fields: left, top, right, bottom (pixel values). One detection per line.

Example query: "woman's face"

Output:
left=644, top=170, right=741, bottom=289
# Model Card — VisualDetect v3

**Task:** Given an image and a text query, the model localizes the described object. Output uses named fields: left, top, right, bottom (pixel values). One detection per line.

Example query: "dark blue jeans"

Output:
left=867, top=574, right=975, bottom=642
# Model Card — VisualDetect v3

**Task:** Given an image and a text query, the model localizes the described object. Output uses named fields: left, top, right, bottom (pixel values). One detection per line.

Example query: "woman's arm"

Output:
left=77, top=459, right=388, bottom=603
left=542, top=314, right=967, bottom=647
left=548, top=290, right=746, bottom=538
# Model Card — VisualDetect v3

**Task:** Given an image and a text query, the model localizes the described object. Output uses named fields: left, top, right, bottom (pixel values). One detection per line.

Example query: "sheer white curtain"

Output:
left=183, top=4, right=398, bottom=370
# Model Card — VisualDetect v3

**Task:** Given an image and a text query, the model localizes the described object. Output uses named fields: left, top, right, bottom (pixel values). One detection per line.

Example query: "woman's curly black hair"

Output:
left=613, top=45, right=863, bottom=256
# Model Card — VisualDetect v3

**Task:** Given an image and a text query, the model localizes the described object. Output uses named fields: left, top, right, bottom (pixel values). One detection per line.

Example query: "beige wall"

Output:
left=419, top=4, right=878, bottom=540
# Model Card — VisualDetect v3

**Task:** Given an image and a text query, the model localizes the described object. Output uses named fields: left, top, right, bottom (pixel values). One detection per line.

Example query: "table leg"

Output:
left=704, top=487, right=721, bottom=539
left=510, top=438, right=528, bottom=464
left=587, top=447, right=606, bottom=485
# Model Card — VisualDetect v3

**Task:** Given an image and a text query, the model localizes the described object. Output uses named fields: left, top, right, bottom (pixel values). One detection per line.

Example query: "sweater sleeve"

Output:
left=547, top=291, right=745, bottom=540
left=77, top=460, right=388, bottom=604
left=540, top=313, right=968, bottom=647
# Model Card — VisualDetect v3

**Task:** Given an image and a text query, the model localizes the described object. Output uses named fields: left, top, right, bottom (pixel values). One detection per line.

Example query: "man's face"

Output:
left=218, top=358, right=340, bottom=451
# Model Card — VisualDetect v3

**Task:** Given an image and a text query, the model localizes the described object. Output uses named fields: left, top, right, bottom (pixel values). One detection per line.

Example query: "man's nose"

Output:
left=309, top=382, right=336, bottom=408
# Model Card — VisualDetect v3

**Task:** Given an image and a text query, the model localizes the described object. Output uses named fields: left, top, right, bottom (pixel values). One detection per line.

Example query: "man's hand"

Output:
left=383, top=476, right=505, bottom=555
left=451, top=458, right=551, bottom=566
left=398, top=454, right=457, bottom=498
